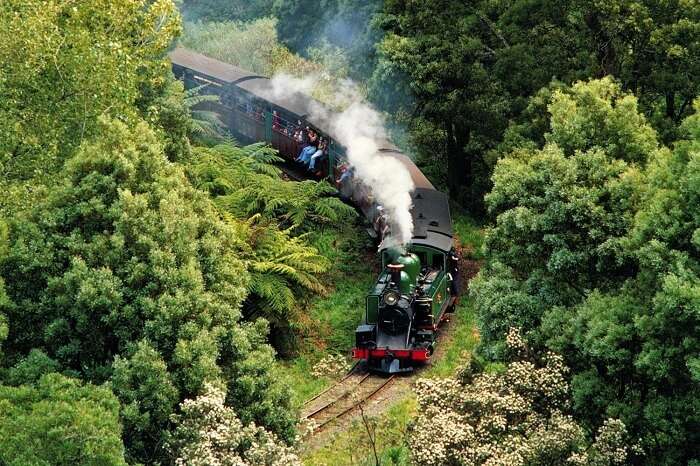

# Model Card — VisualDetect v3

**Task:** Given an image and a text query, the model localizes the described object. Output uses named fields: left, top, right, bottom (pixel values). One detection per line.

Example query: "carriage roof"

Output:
left=379, top=188, right=454, bottom=253
left=169, top=47, right=261, bottom=84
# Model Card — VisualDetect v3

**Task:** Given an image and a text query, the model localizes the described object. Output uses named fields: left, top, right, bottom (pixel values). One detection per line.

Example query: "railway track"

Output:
left=301, top=364, right=396, bottom=431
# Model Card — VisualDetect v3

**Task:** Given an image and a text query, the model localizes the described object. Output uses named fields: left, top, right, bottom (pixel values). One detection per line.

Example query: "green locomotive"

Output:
left=353, top=189, right=461, bottom=373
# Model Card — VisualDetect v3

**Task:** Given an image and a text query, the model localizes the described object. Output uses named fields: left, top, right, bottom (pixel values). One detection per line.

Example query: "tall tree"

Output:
left=475, top=81, right=700, bottom=463
left=0, top=0, right=181, bottom=174
left=371, top=0, right=699, bottom=210
left=272, top=0, right=383, bottom=79
left=0, top=118, right=295, bottom=463
left=544, top=101, right=700, bottom=464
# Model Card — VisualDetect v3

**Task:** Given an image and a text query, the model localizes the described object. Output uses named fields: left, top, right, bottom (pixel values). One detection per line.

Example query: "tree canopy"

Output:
left=0, top=118, right=295, bottom=463
left=474, top=80, right=700, bottom=464
left=368, top=0, right=700, bottom=211
left=0, top=373, right=127, bottom=466
left=0, top=0, right=181, bottom=172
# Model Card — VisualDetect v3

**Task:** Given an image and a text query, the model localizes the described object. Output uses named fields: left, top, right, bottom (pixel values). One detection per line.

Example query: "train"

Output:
left=169, top=47, right=461, bottom=373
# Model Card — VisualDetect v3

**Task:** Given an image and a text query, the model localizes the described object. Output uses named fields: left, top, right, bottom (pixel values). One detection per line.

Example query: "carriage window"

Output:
left=432, top=254, right=444, bottom=269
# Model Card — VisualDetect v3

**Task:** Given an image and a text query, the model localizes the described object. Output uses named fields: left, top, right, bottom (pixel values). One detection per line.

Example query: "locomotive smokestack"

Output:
left=387, top=263, right=404, bottom=286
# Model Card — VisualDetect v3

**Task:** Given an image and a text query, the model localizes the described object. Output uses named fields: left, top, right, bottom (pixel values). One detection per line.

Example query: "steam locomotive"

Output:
left=353, top=188, right=460, bottom=373
left=169, top=48, right=460, bottom=373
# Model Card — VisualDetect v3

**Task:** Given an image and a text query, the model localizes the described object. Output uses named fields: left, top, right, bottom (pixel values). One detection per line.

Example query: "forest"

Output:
left=0, top=0, right=698, bottom=465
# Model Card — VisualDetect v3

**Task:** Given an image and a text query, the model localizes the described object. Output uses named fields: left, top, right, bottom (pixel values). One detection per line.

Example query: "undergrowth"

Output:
left=303, top=397, right=417, bottom=466
left=277, top=218, right=376, bottom=409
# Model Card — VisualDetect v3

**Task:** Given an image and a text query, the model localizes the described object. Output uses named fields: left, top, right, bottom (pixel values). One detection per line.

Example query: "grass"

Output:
left=452, top=211, right=485, bottom=260
left=425, top=296, right=480, bottom=378
left=303, top=222, right=377, bottom=353
left=275, top=220, right=377, bottom=408
left=302, top=397, right=417, bottom=466
left=277, top=356, right=333, bottom=410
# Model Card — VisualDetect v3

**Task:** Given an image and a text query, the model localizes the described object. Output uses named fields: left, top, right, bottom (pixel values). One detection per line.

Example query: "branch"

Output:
left=359, top=401, right=380, bottom=466
left=676, top=97, right=693, bottom=122
left=475, top=10, right=509, bottom=49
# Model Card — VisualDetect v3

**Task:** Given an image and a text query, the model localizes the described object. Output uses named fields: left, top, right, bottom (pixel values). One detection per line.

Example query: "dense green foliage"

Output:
left=0, top=1, right=371, bottom=462
left=0, top=0, right=181, bottom=177
left=366, top=0, right=699, bottom=210
left=1, top=0, right=698, bottom=463
left=474, top=80, right=700, bottom=464
left=0, top=374, right=127, bottom=466
left=187, top=143, right=355, bottom=323
left=0, top=118, right=296, bottom=463
left=179, top=0, right=274, bottom=22
left=271, top=0, right=383, bottom=79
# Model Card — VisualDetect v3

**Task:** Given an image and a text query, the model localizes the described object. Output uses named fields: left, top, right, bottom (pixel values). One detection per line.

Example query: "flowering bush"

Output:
left=311, top=353, right=351, bottom=379
left=169, top=384, right=300, bottom=466
left=409, top=328, right=632, bottom=465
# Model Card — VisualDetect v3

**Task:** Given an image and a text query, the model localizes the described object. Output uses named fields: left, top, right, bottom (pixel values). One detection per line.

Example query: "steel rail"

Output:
left=301, top=360, right=361, bottom=407
left=302, top=373, right=370, bottom=420
left=316, top=375, right=396, bottom=430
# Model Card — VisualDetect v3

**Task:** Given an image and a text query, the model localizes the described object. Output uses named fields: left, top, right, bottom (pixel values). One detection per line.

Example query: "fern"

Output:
left=190, top=143, right=355, bottom=230
left=188, top=142, right=348, bottom=320
left=184, top=85, right=228, bottom=139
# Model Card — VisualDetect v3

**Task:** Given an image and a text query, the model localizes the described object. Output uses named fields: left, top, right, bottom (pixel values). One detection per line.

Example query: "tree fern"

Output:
left=227, top=215, right=331, bottom=322
left=189, top=143, right=356, bottom=230
left=184, top=85, right=228, bottom=139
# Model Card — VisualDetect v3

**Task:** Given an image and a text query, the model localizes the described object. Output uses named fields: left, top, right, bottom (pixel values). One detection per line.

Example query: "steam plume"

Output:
left=266, top=74, right=415, bottom=246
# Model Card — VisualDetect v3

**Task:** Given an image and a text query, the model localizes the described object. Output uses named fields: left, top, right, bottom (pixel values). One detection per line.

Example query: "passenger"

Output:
left=381, top=223, right=390, bottom=241
left=336, top=164, right=354, bottom=186
left=296, top=129, right=318, bottom=164
left=272, top=110, right=281, bottom=131
left=336, top=164, right=355, bottom=200
left=374, top=205, right=390, bottom=239
left=308, top=138, right=327, bottom=172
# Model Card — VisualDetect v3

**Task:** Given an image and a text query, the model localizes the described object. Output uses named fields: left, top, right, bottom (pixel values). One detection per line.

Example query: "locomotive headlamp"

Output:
left=383, top=291, right=400, bottom=306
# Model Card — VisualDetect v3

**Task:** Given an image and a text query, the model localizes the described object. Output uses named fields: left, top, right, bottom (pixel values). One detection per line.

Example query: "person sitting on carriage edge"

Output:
left=308, top=138, right=327, bottom=173
left=296, top=129, right=318, bottom=164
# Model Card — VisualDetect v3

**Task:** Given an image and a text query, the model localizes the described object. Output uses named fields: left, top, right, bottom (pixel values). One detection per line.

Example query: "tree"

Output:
left=370, top=0, right=699, bottom=211
left=0, top=118, right=295, bottom=463
left=543, top=101, right=700, bottom=464
left=475, top=86, right=700, bottom=463
left=371, top=0, right=509, bottom=210
left=272, top=0, right=384, bottom=79
left=110, top=341, right=179, bottom=463
left=0, top=373, right=127, bottom=466
left=0, top=0, right=181, bottom=174
left=168, top=383, right=300, bottom=466
left=180, top=0, right=274, bottom=22
left=473, top=78, right=652, bottom=357
left=409, top=328, right=632, bottom=466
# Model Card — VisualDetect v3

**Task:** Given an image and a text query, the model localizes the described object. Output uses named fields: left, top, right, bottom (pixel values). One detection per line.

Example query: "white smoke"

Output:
left=266, top=74, right=415, bottom=246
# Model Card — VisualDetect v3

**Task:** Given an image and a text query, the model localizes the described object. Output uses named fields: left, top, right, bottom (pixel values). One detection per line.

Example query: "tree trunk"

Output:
left=584, top=11, right=618, bottom=77
left=446, top=119, right=471, bottom=205
left=666, top=92, right=676, bottom=119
